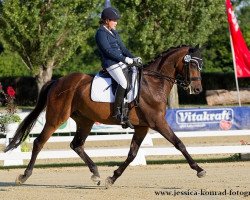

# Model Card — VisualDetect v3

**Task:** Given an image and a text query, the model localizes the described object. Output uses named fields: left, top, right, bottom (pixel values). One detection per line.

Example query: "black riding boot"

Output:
left=113, top=85, right=134, bottom=129
left=113, top=85, right=126, bottom=119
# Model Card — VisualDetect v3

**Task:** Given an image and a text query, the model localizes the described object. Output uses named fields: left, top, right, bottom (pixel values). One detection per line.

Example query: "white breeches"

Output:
left=106, top=62, right=128, bottom=89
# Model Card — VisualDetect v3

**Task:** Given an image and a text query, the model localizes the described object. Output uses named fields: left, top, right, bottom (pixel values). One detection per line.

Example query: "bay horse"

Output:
left=5, top=45, right=206, bottom=188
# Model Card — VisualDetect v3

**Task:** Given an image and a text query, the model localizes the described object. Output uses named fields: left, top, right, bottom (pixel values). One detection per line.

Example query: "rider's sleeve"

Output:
left=95, top=30, right=127, bottom=63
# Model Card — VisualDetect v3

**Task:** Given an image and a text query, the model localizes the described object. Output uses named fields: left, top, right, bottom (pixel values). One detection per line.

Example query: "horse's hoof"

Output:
left=105, top=176, right=113, bottom=189
left=15, top=174, right=26, bottom=185
left=197, top=170, right=206, bottom=178
left=91, top=175, right=101, bottom=186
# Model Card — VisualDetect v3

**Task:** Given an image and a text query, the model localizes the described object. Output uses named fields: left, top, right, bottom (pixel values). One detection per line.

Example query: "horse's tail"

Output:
left=4, top=80, right=56, bottom=152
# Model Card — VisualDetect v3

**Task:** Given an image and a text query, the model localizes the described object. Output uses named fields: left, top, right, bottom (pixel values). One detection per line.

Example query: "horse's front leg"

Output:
left=105, top=126, right=148, bottom=188
left=153, top=118, right=206, bottom=178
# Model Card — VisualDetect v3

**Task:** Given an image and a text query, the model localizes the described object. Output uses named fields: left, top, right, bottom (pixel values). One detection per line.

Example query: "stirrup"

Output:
left=121, top=120, right=134, bottom=129
left=113, top=113, right=134, bottom=129
left=120, top=115, right=134, bottom=129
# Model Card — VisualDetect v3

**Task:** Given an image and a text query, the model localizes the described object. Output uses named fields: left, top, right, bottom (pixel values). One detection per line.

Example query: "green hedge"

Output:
left=0, top=73, right=249, bottom=106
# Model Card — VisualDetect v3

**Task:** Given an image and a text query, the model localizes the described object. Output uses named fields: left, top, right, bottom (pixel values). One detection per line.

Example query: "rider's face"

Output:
left=107, top=19, right=117, bottom=30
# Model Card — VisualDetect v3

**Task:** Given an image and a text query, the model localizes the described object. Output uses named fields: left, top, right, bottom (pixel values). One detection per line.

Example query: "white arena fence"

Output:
left=0, top=112, right=250, bottom=166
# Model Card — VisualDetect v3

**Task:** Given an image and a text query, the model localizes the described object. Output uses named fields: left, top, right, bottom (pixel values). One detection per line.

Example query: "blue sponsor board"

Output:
left=166, top=106, right=250, bottom=131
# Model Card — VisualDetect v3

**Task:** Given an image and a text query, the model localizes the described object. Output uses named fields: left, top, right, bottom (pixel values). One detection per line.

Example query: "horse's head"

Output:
left=175, top=45, right=203, bottom=94
left=143, top=45, right=203, bottom=95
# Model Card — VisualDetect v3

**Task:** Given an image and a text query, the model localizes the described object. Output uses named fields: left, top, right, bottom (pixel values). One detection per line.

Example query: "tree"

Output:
left=113, top=0, right=225, bottom=60
left=0, top=42, right=3, bottom=54
left=1, top=0, right=249, bottom=107
left=112, top=0, right=226, bottom=107
left=203, top=0, right=250, bottom=74
left=0, top=0, right=99, bottom=91
left=0, top=50, right=29, bottom=76
left=202, top=21, right=233, bottom=73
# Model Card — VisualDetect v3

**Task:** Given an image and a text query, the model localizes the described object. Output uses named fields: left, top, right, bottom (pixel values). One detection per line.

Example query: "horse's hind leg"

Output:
left=154, top=120, right=206, bottom=178
left=70, top=118, right=101, bottom=185
left=16, top=124, right=57, bottom=184
left=105, top=126, right=148, bottom=188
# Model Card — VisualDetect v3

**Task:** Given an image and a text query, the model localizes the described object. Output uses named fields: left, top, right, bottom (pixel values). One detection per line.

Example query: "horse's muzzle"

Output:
left=193, top=86, right=203, bottom=94
left=188, top=84, right=203, bottom=94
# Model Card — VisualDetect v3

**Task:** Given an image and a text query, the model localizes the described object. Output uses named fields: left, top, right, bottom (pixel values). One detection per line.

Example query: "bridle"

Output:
left=180, top=53, right=203, bottom=88
left=142, top=49, right=203, bottom=90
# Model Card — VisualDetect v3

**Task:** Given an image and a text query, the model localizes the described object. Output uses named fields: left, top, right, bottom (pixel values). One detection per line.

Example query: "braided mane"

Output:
left=144, top=45, right=190, bottom=68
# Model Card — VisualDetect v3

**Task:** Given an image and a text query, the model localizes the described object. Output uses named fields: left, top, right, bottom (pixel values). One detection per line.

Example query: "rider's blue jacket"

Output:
left=95, top=26, right=134, bottom=68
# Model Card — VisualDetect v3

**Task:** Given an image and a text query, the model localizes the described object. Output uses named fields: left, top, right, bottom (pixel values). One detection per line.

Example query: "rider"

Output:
left=95, top=7, right=141, bottom=128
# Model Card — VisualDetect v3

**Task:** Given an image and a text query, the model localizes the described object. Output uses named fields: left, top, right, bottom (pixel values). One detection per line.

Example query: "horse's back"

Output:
left=52, top=72, right=92, bottom=90
left=60, top=72, right=93, bottom=82
left=46, top=72, right=93, bottom=103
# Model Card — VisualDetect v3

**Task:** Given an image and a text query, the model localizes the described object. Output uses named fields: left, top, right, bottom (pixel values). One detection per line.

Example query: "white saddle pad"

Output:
left=91, top=70, right=138, bottom=103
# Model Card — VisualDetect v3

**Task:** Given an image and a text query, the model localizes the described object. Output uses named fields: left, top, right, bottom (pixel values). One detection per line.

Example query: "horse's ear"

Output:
left=195, top=44, right=200, bottom=49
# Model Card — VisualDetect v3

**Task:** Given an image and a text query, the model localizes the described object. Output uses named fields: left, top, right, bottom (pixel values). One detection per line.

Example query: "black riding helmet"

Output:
left=101, top=7, right=120, bottom=20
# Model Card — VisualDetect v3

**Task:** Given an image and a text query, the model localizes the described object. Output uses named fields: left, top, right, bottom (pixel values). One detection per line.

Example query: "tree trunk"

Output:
left=206, top=89, right=250, bottom=106
left=168, top=84, right=179, bottom=108
left=36, top=64, right=53, bottom=93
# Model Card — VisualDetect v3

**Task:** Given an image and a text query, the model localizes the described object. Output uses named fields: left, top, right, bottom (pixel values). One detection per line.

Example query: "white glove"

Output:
left=133, top=57, right=142, bottom=65
left=125, top=57, right=133, bottom=65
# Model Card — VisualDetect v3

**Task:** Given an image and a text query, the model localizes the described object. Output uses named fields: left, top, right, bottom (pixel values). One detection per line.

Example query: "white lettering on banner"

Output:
left=228, top=8, right=239, bottom=32
left=176, top=109, right=234, bottom=125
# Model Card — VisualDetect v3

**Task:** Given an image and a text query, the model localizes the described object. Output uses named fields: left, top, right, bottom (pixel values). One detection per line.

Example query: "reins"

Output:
left=142, top=68, right=176, bottom=84
left=142, top=67, right=192, bottom=89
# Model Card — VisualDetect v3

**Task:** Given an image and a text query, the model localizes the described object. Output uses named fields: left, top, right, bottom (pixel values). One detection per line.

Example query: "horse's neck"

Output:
left=141, top=58, right=176, bottom=103
left=140, top=47, right=187, bottom=107
left=143, top=55, right=176, bottom=83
